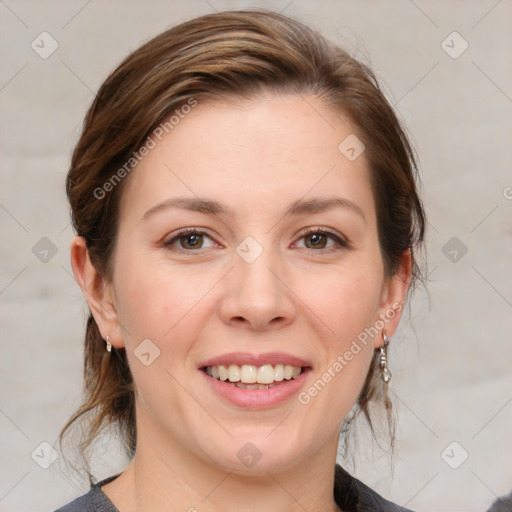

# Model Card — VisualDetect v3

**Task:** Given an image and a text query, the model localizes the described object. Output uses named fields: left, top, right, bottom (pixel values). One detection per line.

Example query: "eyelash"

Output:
left=162, top=227, right=350, bottom=254
left=300, top=227, right=350, bottom=252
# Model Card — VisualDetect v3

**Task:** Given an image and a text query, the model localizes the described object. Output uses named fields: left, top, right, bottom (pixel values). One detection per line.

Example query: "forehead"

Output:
left=119, top=93, right=375, bottom=223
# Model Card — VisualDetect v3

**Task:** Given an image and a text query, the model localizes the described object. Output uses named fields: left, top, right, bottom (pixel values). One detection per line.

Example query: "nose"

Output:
left=219, top=245, right=296, bottom=331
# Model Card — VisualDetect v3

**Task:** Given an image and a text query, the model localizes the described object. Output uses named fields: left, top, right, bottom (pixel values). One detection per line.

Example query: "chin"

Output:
left=201, top=433, right=306, bottom=476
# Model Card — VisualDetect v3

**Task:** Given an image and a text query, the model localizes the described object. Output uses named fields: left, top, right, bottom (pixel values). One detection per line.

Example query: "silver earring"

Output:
left=379, top=333, right=391, bottom=383
left=106, top=335, right=112, bottom=353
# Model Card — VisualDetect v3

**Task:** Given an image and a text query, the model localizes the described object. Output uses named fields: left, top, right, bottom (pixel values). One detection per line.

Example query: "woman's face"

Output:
left=98, top=92, right=408, bottom=473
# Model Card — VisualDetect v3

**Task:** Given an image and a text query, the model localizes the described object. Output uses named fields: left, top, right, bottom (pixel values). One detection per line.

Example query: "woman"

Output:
left=56, top=9, right=426, bottom=512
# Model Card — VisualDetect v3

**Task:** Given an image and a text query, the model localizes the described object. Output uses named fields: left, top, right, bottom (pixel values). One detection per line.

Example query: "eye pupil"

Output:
left=182, top=233, right=202, bottom=249
left=306, top=233, right=327, bottom=249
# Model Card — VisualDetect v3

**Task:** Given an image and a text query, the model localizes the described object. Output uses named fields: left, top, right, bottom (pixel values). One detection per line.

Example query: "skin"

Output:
left=71, top=92, right=411, bottom=512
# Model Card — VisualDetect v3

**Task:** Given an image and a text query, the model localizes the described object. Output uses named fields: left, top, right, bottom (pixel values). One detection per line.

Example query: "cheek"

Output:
left=112, top=248, right=223, bottom=354
left=299, top=264, right=383, bottom=342
left=113, top=247, right=176, bottom=323
left=294, top=262, right=383, bottom=414
left=296, top=270, right=379, bottom=423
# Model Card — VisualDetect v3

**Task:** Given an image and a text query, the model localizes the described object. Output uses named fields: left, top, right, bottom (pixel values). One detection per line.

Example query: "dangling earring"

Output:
left=106, top=335, right=112, bottom=353
left=379, top=332, right=391, bottom=383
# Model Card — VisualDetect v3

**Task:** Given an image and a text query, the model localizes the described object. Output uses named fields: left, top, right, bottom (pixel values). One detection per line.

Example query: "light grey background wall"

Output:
left=1, top=1, right=511, bottom=511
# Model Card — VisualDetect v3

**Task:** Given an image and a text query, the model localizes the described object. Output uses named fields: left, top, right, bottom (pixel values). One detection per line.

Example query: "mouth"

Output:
left=197, top=352, right=313, bottom=408
left=200, top=363, right=312, bottom=390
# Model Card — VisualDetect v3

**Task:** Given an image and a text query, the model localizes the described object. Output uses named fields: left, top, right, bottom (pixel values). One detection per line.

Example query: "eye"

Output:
left=295, top=227, right=350, bottom=253
left=163, top=228, right=217, bottom=251
left=162, top=227, right=350, bottom=254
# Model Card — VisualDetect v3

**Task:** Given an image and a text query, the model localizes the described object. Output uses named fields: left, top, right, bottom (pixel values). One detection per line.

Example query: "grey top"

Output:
left=54, top=466, right=512, bottom=511
left=54, top=464, right=414, bottom=512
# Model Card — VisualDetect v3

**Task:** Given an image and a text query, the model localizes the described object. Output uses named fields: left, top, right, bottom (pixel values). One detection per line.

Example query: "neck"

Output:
left=102, top=421, right=342, bottom=512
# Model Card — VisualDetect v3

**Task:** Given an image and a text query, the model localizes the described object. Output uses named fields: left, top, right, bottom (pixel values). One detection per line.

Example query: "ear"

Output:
left=70, top=236, right=125, bottom=349
left=373, top=249, right=412, bottom=349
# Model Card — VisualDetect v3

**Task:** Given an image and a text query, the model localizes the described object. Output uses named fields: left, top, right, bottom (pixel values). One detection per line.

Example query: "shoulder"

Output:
left=53, top=493, right=95, bottom=512
left=53, top=475, right=119, bottom=512
left=486, top=489, right=512, bottom=512
left=56, top=467, right=411, bottom=512
left=334, top=464, right=415, bottom=512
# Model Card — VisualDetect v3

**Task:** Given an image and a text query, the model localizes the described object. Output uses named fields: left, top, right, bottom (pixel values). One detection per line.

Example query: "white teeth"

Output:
left=240, top=364, right=257, bottom=383
left=204, top=363, right=304, bottom=384
left=257, top=364, right=274, bottom=384
left=218, top=365, right=228, bottom=381
left=235, top=382, right=274, bottom=390
left=227, top=364, right=240, bottom=382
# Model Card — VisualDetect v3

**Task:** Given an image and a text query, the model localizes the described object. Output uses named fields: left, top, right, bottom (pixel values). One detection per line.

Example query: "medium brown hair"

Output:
left=61, top=8, right=426, bottom=476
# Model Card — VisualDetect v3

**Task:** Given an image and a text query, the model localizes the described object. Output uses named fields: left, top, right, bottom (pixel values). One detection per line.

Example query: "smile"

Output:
left=203, top=363, right=304, bottom=389
left=198, top=351, right=313, bottom=408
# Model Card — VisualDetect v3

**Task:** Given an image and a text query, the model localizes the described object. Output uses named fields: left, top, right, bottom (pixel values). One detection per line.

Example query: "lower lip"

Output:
left=199, top=368, right=311, bottom=409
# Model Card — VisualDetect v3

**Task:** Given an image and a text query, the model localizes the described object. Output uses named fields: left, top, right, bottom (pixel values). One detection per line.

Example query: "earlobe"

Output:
left=70, top=236, right=122, bottom=347
left=375, top=249, right=412, bottom=347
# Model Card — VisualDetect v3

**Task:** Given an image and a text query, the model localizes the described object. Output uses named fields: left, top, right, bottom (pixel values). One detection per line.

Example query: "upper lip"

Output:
left=198, top=352, right=313, bottom=369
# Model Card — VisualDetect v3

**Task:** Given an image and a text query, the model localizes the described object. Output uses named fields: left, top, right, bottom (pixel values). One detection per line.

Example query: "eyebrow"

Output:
left=142, top=196, right=366, bottom=222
